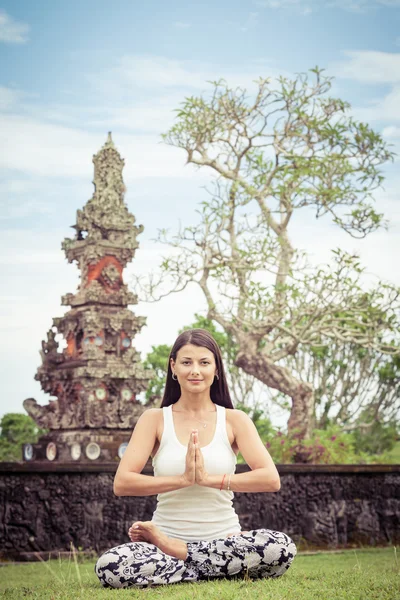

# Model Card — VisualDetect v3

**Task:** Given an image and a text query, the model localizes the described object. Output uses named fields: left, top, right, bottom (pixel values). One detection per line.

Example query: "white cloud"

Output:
left=255, top=0, right=400, bottom=11
left=332, top=50, right=400, bottom=84
left=330, top=1, right=371, bottom=12
left=0, top=56, right=290, bottom=182
left=0, top=9, right=29, bottom=44
left=254, top=0, right=311, bottom=13
left=105, top=55, right=211, bottom=90
left=0, top=228, right=66, bottom=265
left=90, top=54, right=284, bottom=97
left=240, top=12, right=259, bottom=31
left=333, top=0, right=400, bottom=8
left=0, top=198, right=53, bottom=220
left=0, top=86, right=22, bottom=110
left=0, top=177, right=61, bottom=218
left=174, top=21, right=191, bottom=28
left=255, top=0, right=301, bottom=7
left=86, top=95, right=182, bottom=133
left=329, top=51, right=400, bottom=127
left=382, top=125, right=400, bottom=138
left=0, top=114, right=198, bottom=180
left=0, top=250, right=62, bottom=265
left=377, top=86, right=400, bottom=121
left=348, top=87, right=400, bottom=125
left=291, top=190, right=400, bottom=286
left=0, top=116, right=97, bottom=178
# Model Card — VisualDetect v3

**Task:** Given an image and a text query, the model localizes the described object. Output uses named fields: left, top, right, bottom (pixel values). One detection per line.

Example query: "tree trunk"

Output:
left=235, top=346, right=315, bottom=440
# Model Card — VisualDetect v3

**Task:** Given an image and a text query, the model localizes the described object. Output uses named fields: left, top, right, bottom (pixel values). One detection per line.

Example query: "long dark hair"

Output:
left=161, top=329, right=234, bottom=409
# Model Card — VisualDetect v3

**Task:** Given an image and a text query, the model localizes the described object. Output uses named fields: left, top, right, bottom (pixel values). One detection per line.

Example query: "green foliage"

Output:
left=143, top=344, right=171, bottom=404
left=384, top=440, right=400, bottom=462
left=0, top=413, right=47, bottom=461
left=236, top=405, right=399, bottom=464
left=178, top=315, right=230, bottom=356
left=378, top=353, right=400, bottom=382
left=352, top=414, right=399, bottom=456
left=263, top=424, right=399, bottom=465
left=266, top=426, right=359, bottom=464
left=236, top=402, right=275, bottom=443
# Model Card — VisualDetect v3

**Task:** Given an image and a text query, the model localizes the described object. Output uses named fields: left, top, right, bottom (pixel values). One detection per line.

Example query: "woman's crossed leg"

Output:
left=186, top=529, right=297, bottom=580
left=95, top=526, right=297, bottom=588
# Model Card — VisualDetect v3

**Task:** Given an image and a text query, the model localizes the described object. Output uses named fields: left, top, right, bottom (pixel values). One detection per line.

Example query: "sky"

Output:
left=0, top=0, right=399, bottom=426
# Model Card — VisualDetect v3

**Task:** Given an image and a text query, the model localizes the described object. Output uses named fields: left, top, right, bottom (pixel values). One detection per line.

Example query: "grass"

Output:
left=0, top=547, right=399, bottom=600
left=385, top=440, right=400, bottom=463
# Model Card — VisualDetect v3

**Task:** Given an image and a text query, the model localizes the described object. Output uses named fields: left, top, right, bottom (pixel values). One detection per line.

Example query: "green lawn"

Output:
left=0, top=548, right=398, bottom=600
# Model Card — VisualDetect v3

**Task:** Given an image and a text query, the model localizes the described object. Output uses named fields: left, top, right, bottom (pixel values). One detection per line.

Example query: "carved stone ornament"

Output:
left=23, top=133, right=155, bottom=461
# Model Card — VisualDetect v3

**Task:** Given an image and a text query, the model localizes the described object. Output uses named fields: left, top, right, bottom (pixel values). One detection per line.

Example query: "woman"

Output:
left=95, top=329, right=296, bottom=588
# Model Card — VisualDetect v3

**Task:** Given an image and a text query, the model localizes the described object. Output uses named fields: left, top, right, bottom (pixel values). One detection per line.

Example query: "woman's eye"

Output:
left=182, top=361, right=210, bottom=365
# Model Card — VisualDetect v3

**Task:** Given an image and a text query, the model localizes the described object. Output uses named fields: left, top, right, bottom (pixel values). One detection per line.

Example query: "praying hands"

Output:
left=181, top=429, right=209, bottom=487
left=193, top=430, right=209, bottom=486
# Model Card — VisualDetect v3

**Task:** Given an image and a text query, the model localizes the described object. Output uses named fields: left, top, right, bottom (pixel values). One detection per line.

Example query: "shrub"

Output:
left=264, top=426, right=400, bottom=464
left=237, top=404, right=399, bottom=464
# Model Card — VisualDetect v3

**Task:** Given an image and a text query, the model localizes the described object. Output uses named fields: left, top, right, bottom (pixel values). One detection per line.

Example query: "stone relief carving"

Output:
left=62, top=283, right=138, bottom=309
left=39, top=330, right=64, bottom=366
left=83, top=501, right=104, bottom=547
left=23, top=398, right=60, bottom=430
left=100, top=263, right=122, bottom=289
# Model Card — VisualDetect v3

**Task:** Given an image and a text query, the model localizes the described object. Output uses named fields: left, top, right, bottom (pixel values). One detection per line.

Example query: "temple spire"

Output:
left=105, top=131, right=114, bottom=147
left=22, top=135, right=153, bottom=463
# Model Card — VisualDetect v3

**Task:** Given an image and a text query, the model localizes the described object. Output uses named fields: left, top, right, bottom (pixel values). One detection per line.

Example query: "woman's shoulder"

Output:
left=135, top=408, right=163, bottom=437
left=144, top=407, right=163, bottom=416
left=137, top=407, right=163, bottom=424
left=225, top=407, right=250, bottom=425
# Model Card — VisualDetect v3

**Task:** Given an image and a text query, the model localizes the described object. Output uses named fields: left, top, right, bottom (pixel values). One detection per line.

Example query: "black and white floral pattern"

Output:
left=95, top=528, right=296, bottom=588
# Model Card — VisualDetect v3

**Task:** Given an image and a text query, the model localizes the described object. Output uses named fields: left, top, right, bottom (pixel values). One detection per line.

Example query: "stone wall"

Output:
left=0, top=463, right=398, bottom=560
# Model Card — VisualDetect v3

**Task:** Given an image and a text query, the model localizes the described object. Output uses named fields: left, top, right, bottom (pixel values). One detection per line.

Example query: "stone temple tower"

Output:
left=23, top=133, right=153, bottom=462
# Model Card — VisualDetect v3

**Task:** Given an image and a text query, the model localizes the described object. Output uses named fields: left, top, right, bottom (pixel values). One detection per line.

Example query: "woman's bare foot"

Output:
left=128, top=521, right=163, bottom=545
left=128, top=521, right=188, bottom=560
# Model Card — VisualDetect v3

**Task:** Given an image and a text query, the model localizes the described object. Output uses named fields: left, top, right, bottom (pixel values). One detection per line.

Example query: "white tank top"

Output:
left=151, top=403, right=241, bottom=542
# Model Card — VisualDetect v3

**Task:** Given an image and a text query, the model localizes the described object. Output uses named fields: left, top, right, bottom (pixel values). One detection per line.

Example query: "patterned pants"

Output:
left=95, top=529, right=297, bottom=588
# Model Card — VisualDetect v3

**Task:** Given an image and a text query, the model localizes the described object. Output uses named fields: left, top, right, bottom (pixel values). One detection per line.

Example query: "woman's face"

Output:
left=170, top=344, right=218, bottom=393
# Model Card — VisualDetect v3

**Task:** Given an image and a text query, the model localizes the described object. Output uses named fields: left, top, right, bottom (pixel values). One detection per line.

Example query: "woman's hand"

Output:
left=193, top=430, right=209, bottom=486
left=180, top=430, right=196, bottom=487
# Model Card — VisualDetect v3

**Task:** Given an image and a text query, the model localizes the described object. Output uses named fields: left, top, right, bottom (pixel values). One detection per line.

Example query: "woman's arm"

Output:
left=114, top=409, right=195, bottom=496
left=196, top=410, right=280, bottom=493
